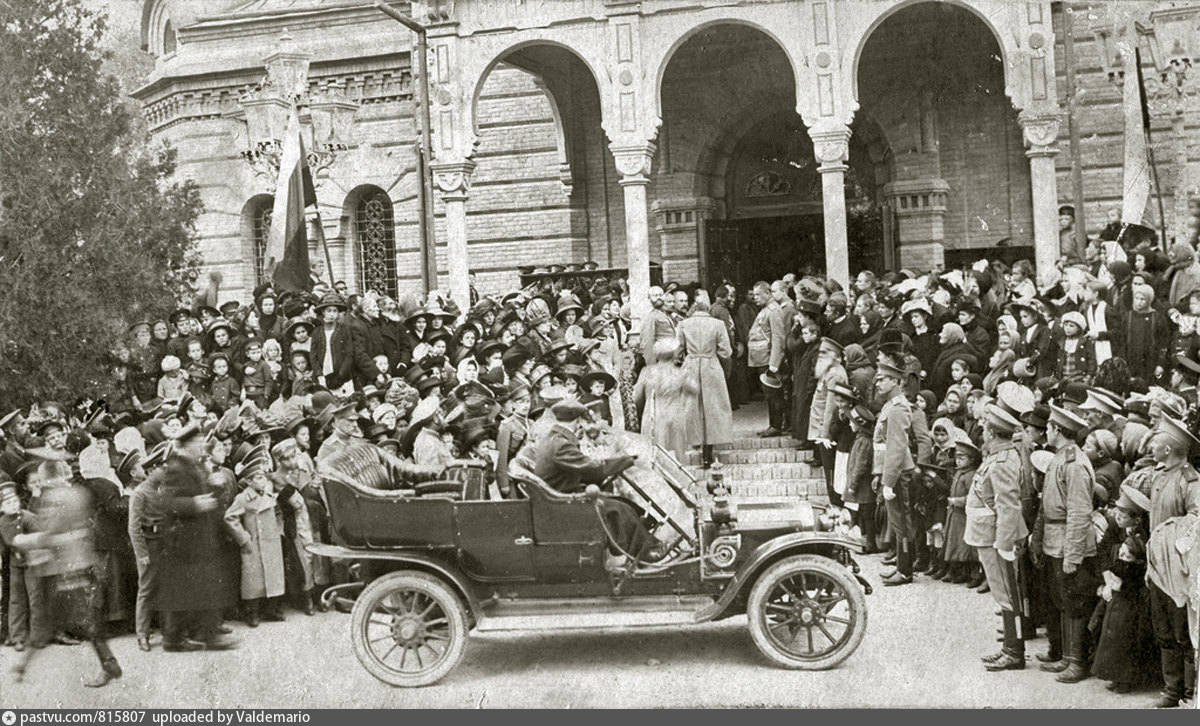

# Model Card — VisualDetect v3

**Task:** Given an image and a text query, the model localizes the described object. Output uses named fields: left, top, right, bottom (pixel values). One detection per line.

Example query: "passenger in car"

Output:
left=524, top=401, right=660, bottom=565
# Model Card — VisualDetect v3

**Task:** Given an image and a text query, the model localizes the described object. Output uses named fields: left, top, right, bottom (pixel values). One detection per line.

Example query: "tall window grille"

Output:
left=355, top=189, right=397, bottom=299
left=252, top=199, right=273, bottom=287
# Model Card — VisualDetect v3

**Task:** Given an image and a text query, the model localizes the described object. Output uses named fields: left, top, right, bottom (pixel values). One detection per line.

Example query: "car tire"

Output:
left=350, top=570, right=469, bottom=687
left=746, top=554, right=867, bottom=670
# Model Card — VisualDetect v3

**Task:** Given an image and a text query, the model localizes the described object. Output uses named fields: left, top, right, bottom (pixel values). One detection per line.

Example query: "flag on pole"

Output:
left=265, top=110, right=317, bottom=293
left=1119, top=31, right=1151, bottom=226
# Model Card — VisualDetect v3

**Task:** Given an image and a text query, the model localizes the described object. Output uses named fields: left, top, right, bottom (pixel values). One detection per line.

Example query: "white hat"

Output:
left=161, top=355, right=181, bottom=373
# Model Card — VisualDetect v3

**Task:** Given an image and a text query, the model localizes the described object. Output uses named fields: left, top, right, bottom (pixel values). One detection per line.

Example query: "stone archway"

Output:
left=466, top=43, right=617, bottom=290
left=856, top=0, right=1033, bottom=271
left=655, top=22, right=801, bottom=288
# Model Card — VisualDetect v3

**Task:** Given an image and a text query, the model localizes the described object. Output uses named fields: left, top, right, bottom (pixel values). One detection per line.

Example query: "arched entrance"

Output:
left=856, top=1, right=1033, bottom=271
left=706, top=109, right=888, bottom=285
left=470, top=43, right=613, bottom=287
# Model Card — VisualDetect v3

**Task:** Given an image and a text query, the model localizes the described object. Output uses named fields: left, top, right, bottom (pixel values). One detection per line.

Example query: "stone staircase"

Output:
left=681, top=435, right=828, bottom=501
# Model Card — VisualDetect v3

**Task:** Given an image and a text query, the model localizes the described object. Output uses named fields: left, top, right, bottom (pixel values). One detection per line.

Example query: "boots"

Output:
left=946, top=563, right=969, bottom=584
left=929, top=559, right=949, bottom=581
left=984, top=610, right=1025, bottom=671
left=1055, top=616, right=1090, bottom=683
left=303, top=589, right=316, bottom=617
left=965, top=565, right=986, bottom=589
left=245, top=599, right=260, bottom=628
left=1183, top=657, right=1195, bottom=703
left=263, top=597, right=286, bottom=622
left=83, top=640, right=122, bottom=688
left=1155, top=648, right=1184, bottom=708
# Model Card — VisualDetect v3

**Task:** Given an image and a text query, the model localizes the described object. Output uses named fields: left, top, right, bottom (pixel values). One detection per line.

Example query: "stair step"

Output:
left=685, top=448, right=816, bottom=465
left=690, top=462, right=821, bottom=480
left=714, top=437, right=805, bottom=450
left=720, top=479, right=827, bottom=498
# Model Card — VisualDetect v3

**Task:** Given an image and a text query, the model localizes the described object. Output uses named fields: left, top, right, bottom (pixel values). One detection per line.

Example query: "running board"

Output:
left=475, top=595, right=717, bottom=632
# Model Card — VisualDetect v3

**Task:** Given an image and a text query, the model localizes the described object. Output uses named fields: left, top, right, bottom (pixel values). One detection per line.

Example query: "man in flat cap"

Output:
left=874, top=361, right=917, bottom=585
left=525, top=401, right=653, bottom=565
left=1144, top=416, right=1200, bottom=707
left=967, top=403, right=1029, bottom=671
left=1033, top=405, right=1099, bottom=684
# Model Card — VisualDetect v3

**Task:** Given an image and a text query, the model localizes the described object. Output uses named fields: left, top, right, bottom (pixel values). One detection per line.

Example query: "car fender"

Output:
left=307, top=542, right=483, bottom=621
left=693, top=532, right=863, bottom=623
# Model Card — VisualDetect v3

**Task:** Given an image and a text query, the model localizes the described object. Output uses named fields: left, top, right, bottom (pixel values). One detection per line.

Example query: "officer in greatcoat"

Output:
left=1144, top=415, right=1200, bottom=708
left=156, top=424, right=238, bottom=651
left=1033, top=405, right=1098, bottom=684
left=874, top=361, right=917, bottom=585
left=965, top=403, right=1028, bottom=671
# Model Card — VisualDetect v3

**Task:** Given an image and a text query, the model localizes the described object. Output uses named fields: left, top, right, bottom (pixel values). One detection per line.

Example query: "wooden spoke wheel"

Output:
left=350, top=571, right=468, bottom=687
left=747, top=554, right=867, bottom=670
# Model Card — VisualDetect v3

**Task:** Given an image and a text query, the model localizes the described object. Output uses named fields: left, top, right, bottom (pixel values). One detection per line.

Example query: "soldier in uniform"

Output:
left=874, top=361, right=917, bottom=585
left=1144, top=416, right=1200, bottom=708
left=1032, top=405, right=1098, bottom=684
left=966, top=403, right=1028, bottom=670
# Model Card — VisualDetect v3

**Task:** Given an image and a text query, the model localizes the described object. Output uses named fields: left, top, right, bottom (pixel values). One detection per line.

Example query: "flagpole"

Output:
left=311, top=208, right=338, bottom=287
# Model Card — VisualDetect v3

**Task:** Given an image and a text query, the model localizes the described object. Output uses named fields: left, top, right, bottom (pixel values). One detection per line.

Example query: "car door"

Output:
left=524, top=486, right=608, bottom=584
left=454, top=500, right=536, bottom=581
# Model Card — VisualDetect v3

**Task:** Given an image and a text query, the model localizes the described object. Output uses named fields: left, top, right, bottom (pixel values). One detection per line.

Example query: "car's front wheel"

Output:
left=746, top=554, right=867, bottom=670
left=350, top=570, right=469, bottom=687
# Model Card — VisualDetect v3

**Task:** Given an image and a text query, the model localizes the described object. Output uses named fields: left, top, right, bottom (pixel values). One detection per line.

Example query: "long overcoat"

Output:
left=676, top=311, right=733, bottom=447
left=156, top=457, right=237, bottom=612
left=224, top=488, right=286, bottom=600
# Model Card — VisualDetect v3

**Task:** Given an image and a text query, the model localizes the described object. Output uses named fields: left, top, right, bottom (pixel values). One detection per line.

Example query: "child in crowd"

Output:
left=940, top=432, right=980, bottom=583
left=157, top=355, right=188, bottom=401
left=843, top=404, right=878, bottom=553
left=224, top=463, right=286, bottom=627
left=208, top=352, right=240, bottom=413
left=1056, top=312, right=1095, bottom=384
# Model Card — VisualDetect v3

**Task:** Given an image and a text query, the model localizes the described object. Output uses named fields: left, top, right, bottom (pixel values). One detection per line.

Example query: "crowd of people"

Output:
left=0, top=225, right=1198, bottom=706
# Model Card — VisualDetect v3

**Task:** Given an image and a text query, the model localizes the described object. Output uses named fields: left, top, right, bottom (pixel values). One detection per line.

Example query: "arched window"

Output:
left=162, top=20, right=177, bottom=55
left=247, top=196, right=274, bottom=287
left=355, top=189, right=397, bottom=298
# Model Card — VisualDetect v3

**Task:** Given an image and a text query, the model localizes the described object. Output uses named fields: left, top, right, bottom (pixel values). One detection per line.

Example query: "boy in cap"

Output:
left=1032, top=405, right=1098, bottom=683
left=843, top=404, right=878, bottom=552
left=874, top=361, right=917, bottom=585
left=967, top=402, right=1029, bottom=671
left=1143, top=416, right=1200, bottom=707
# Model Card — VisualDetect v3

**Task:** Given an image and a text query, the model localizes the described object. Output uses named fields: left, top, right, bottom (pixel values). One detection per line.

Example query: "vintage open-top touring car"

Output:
left=309, top=442, right=870, bottom=687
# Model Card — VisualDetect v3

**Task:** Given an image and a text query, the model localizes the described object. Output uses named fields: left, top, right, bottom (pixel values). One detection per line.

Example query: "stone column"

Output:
left=883, top=179, right=950, bottom=271
left=1019, top=113, right=1062, bottom=287
left=611, top=142, right=657, bottom=329
left=431, top=160, right=476, bottom=314
left=810, top=126, right=851, bottom=289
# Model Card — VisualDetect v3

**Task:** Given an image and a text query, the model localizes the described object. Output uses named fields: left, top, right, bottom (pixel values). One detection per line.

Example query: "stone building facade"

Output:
left=133, top=0, right=1200, bottom=323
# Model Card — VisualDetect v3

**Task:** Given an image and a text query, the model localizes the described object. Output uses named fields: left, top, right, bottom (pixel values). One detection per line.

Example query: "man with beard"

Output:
left=809, top=338, right=848, bottom=506
left=710, top=285, right=743, bottom=407
left=638, top=286, right=676, bottom=364
left=348, top=292, right=387, bottom=390
left=1143, top=416, right=1200, bottom=708
left=156, top=425, right=238, bottom=652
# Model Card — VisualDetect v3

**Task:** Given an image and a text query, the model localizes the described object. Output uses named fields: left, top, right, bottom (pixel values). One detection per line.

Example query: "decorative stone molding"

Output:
left=1018, top=111, right=1061, bottom=154
left=651, top=198, right=716, bottom=232
left=610, top=142, right=657, bottom=182
left=809, top=126, right=851, bottom=170
left=883, top=179, right=950, bottom=217
left=431, top=160, right=476, bottom=200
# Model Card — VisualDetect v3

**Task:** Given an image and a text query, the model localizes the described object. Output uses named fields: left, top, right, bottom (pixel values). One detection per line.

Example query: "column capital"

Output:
left=610, top=141, right=657, bottom=182
left=809, top=124, right=851, bottom=171
left=431, top=159, right=476, bottom=200
left=1018, top=110, right=1062, bottom=150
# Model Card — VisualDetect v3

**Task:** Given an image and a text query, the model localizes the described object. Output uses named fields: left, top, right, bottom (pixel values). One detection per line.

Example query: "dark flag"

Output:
left=266, top=110, right=317, bottom=293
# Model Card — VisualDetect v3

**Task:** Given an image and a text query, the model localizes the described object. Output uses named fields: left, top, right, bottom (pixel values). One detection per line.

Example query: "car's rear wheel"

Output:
left=350, top=570, right=468, bottom=687
left=746, top=554, right=867, bottom=670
